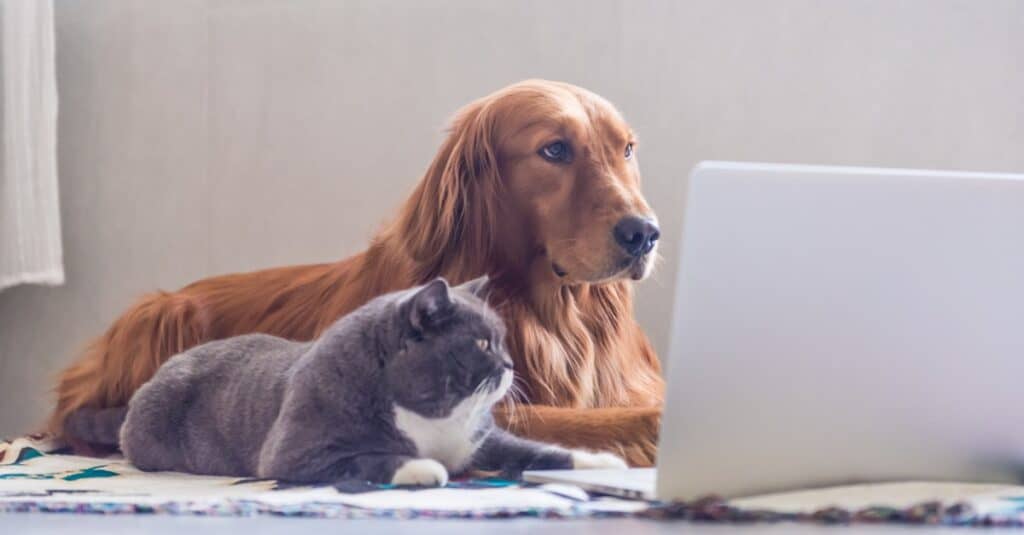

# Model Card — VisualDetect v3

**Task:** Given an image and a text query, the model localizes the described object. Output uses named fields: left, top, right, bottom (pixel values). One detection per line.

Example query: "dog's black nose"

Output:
left=614, top=216, right=660, bottom=257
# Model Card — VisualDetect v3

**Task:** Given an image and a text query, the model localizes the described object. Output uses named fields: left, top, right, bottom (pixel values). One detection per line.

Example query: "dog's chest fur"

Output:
left=392, top=393, right=490, bottom=473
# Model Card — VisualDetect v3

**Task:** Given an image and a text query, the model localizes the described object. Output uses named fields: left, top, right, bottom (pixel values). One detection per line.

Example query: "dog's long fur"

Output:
left=50, top=80, right=666, bottom=466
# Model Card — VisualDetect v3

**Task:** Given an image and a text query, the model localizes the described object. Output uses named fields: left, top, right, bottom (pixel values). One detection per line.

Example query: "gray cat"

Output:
left=64, top=276, right=625, bottom=486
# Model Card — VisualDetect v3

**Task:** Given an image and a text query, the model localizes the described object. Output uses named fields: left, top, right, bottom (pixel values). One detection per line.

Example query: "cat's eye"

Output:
left=625, top=142, right=635, bottom=160
left=476, top=338, right=490, bottom=351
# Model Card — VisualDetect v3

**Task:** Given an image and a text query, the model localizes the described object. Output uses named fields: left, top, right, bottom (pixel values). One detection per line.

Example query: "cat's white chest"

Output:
left=393, top=394, right=490, bottom=473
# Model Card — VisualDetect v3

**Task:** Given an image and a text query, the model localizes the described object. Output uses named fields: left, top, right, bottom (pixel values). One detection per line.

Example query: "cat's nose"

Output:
left=489, top=359, right=512, bottom=380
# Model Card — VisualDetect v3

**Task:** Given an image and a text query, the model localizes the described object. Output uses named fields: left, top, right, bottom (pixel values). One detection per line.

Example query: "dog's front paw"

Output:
left=570, top=450, right=628, bottom=470
left=391, top=458, right=449, bottom=486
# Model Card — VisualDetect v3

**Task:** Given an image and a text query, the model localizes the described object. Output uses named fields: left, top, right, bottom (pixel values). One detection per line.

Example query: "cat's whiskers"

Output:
left=462, top=379, right=491, bottom=432
left=500, top=378, right=528, bottom=428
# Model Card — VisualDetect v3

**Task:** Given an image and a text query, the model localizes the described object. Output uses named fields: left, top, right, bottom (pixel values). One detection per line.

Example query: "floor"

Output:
left=0, top=515, right=981, bottom=534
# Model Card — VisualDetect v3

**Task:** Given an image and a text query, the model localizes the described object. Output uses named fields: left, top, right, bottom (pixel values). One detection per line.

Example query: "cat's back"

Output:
left=123, top=333, right=310, bottom=475
left=129, top=333, right=306, bottom=425
left=165, top=333, right=309, bottom=419
left=179, top=333, right=305, bottom=373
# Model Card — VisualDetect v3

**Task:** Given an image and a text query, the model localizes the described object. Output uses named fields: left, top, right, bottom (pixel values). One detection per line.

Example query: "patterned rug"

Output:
left=6, top=434, right=1024, bottom=525
left=0, top=435, right=645, bottom=519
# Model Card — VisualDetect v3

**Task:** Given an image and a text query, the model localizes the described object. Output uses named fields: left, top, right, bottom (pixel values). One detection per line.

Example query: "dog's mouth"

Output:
left=620, top=254, right=652, bottom=281
left=624, top=258, right=645, bottom=280
left=551, top=254, right=653, bottom=283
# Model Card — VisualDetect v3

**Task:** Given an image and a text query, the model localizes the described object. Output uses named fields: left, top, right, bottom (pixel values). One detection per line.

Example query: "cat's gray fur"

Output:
left=65, top=277, right=624, bottom=485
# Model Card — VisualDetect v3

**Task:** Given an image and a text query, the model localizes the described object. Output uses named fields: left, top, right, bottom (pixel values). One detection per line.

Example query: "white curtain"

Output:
left=0, top=0, right=62, bottom=292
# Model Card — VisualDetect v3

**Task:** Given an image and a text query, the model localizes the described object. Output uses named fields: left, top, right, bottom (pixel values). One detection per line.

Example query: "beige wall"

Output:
left=1, top=0, right=1022, bottom=436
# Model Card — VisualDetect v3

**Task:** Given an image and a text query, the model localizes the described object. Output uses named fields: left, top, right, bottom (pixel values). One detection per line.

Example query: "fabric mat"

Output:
left=0, top=435, right=644, bottom=519
left=5, top=435, right=1024, bottom=525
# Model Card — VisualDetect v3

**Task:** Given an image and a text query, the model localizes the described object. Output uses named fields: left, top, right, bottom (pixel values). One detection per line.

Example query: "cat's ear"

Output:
left=457, top=275, right=490, bottom=299
left=409, top=277, right=454, bottom=331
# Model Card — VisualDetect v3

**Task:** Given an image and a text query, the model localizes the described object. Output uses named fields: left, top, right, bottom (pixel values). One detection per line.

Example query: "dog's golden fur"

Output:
left=50, top=80, right=665, bottom=465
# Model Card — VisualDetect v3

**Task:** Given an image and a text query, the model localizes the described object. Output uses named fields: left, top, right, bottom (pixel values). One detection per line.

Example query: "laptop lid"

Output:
left=657, top=161, right=1024, bottom=500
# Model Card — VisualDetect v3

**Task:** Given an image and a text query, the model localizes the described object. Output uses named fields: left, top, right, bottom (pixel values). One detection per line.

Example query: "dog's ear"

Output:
left=393, top=97, right=501, bottom=280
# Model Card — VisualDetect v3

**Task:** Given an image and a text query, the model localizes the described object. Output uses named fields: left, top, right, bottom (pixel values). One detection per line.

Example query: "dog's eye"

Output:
left=539, top=141, right=571, bottom=163
left=625, top=143, right=634, bottom=160
left=476, top=338, right=490, bottom=351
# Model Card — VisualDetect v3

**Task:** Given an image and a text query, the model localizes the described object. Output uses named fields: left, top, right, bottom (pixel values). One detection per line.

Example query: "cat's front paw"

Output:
left=391, top=458, right=449, bottom=486
left=570, top=450, right=628, bottom=470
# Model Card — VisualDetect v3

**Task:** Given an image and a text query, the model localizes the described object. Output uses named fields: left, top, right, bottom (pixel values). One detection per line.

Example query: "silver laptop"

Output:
left=524, top=161, right=1024, bottom=501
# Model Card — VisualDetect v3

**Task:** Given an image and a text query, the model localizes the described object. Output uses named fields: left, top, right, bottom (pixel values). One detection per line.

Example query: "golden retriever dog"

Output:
left=50, top=80, right=665, bottom=465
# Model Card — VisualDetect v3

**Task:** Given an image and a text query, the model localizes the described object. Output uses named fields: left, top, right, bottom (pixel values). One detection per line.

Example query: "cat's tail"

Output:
left=62, top=407, right=128, bottom=446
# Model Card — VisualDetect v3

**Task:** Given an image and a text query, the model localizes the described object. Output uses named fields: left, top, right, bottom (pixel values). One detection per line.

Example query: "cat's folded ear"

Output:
left=410, top=277, right=454, bottom=331
left=456, top=275, right=490, bottom=299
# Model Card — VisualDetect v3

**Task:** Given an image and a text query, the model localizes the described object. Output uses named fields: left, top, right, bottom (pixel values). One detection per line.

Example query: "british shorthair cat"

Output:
left=65, top=277, right=626, bottom=486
